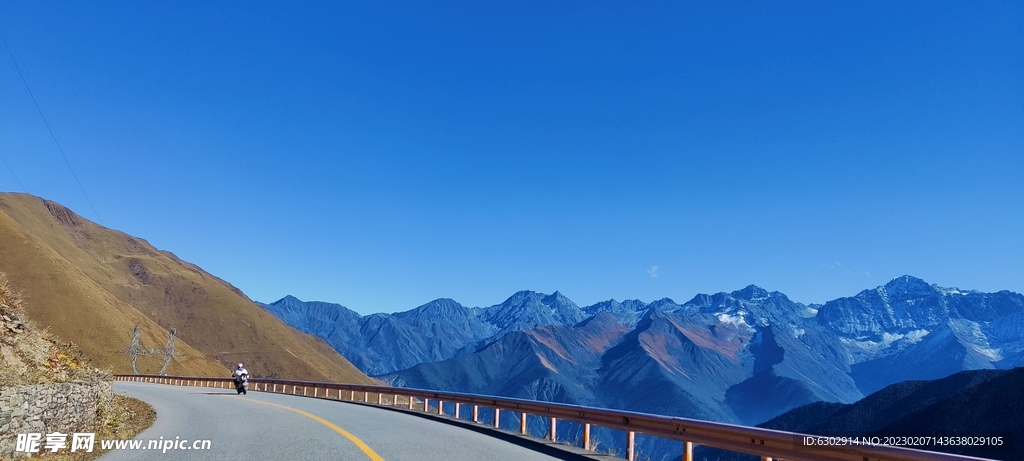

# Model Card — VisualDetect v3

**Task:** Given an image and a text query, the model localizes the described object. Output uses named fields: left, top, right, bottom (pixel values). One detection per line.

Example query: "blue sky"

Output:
left=0, top=1, right=1021, bottom=314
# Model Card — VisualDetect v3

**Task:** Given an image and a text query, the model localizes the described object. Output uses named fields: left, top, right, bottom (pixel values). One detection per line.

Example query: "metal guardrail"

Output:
left=115, top=374, right=993, bottom=461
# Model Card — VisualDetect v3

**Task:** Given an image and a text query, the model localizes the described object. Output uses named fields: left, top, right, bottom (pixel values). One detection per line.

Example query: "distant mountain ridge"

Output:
left=743, top=367, right=1024, bottom=460
left=258, top=290, right=588, bottom=375
left=261, top=277, right=1023, bottom=426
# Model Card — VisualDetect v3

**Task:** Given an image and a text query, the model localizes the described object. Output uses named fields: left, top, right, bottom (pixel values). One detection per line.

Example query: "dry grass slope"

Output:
left=0, top=193, right=374, bottom=383
left=0, top=272, right=109, bottom=385
left=1, top=272, right=158, bottom=461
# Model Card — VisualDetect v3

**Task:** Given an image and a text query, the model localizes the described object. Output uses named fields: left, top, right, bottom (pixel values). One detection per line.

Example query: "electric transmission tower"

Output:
left=116, top=326, right=184, bottom=375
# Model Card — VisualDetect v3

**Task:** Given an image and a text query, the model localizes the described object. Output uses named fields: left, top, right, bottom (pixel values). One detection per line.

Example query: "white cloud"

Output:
left=647, top=266, right=658, bottom=278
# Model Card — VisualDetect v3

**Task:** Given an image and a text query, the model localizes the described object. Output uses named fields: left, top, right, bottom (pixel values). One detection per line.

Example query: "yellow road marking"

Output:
left=231, top=396, right=385, bottom=461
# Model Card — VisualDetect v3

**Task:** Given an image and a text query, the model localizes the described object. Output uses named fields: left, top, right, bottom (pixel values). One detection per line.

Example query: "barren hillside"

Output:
left=0, top=192, right=374, bottom=383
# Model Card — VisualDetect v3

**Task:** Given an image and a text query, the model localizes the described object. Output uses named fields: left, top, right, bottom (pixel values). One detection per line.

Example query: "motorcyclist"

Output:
left=233, top=363, right=249, bottom=395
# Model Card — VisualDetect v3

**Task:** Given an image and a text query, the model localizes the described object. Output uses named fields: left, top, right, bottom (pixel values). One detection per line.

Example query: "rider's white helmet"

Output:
left=237, top=363, right=243, bottom=369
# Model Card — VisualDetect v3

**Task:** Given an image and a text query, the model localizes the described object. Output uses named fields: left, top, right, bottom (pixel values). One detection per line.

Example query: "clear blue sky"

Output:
left=0, top=1, right=1021, bottom=314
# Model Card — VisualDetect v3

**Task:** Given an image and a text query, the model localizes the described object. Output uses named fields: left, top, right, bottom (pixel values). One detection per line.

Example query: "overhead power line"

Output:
left=0, top=151, right=27, bottom=192
left=0, top=21, right=102, bottom=224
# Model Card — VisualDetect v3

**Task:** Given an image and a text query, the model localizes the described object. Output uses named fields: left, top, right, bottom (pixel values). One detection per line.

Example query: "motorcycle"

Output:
left=233, top=373, right=249, bottom=395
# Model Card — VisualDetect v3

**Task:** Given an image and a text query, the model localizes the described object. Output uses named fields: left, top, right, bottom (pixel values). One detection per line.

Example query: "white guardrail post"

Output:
left=626, top=430, right=635, bottom=461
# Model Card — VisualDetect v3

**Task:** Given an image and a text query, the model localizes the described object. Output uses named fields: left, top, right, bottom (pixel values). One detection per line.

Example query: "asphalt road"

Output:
left=101, top=381, right=602, bottom=461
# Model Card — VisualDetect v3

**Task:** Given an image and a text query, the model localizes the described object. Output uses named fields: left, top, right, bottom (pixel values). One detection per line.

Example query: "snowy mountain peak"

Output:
left=882, top=275, right=934, bottom=298
left=734, top=284, right=771, bottom=301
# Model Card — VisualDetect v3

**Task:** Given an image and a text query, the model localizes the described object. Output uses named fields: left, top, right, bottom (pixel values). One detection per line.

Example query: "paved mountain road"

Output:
left=102, top=381, right=598, bottom=461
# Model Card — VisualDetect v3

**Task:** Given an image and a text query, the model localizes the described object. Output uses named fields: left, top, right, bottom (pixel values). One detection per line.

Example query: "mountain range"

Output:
left=262, top=276, right=1024, bottom=429
left=261, top=278, right=1024, bottom=460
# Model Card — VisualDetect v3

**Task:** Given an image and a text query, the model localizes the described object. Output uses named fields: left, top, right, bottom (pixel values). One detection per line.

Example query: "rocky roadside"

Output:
left=0, top=272, right=155, bottom=460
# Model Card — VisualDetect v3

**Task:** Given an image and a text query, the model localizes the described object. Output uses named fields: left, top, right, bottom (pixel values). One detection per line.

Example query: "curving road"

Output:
left=102, top=381, right=605, bottom=461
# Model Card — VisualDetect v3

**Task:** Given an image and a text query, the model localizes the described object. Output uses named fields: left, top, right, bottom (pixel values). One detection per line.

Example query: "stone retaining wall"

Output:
left=0, top=381, right=113, bottom=458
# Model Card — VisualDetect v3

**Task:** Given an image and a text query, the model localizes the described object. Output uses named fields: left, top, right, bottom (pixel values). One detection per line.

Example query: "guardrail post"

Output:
left=378, top=393, right=383, bottom=405
left=626, top=431, right=635, bottom=461
left=408, top=396, right=414, bottom=409
left=520, top=413, right=527, bottom=435
left=583, top=423, right=591, bottom=450
left=683, top=441, right=693, bottom=461
left=473, top=405, right=478, bottom=423
left=494, top=408, right=501, bottom=428
left=455, top=402, right=461, bottom=419
left=549, top=417, right=556, bottom=442
left=438, top=401, right=444, bottom=416
left=393, top=394, right=398, bottom=406
left=364, top=391, right=369, bottom=403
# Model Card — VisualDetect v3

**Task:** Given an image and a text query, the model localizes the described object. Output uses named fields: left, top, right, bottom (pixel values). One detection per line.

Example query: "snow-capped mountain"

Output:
left=260, top=276, right=1023, bottom=422
left=818, top=275, right=1024, bottom=393
left=258, top=290, right=588, bottom=376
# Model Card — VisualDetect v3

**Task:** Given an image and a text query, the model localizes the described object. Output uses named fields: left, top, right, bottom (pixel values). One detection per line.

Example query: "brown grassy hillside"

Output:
left=0, top=192, right=374, bottom=383
left=0, top=271, right=110, bottom=385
